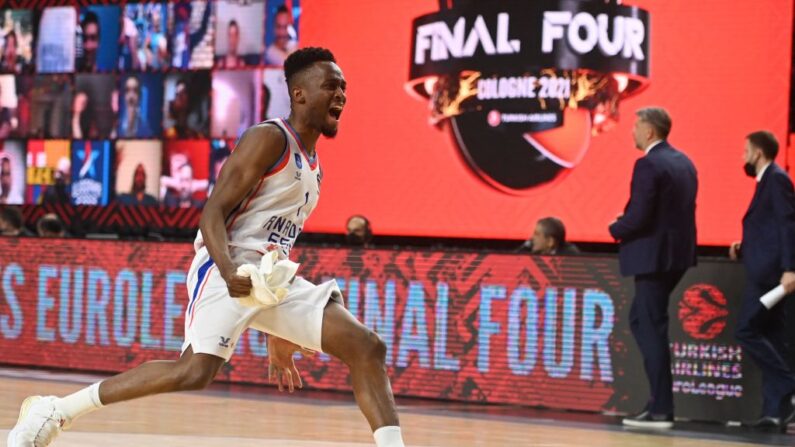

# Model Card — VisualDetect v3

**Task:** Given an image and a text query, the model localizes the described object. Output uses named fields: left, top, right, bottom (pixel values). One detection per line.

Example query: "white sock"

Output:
left=373, top=426, right=404, bottom=447
left=55, top=382, right=104, bottom=428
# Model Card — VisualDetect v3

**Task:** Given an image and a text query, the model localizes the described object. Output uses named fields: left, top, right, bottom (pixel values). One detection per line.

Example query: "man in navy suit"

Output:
left=730, top=131, right=795, bottom=431
left=609, top=107, right=698, bottom=428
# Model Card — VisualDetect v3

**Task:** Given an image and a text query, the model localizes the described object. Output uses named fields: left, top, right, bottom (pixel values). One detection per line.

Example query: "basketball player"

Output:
left=8, top=47, right=405, bottom=447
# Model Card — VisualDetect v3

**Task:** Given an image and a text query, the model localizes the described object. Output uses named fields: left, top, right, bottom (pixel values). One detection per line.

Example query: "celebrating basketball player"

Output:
left=8, top=47, right=405, bottom=447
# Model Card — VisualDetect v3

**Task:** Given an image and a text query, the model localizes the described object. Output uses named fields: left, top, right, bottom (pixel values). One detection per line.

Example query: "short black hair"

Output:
left=284, top=47, right=336, bottom=87
left=82, top=10, right=100, bottom=31
left=228, top=19, right=239, bottom=30
left=746, top=130, right=779, bottom=160
left=0, top=206, right=22, bottom=230
left=537, top=217, right=566, bottom=247
left=37, top=214, right=64, bottom=236
left=276, top=5, right=289, bottom=15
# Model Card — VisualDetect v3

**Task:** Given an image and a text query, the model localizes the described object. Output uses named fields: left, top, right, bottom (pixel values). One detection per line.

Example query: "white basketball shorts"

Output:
left=181, top=246, right=343, bottom=361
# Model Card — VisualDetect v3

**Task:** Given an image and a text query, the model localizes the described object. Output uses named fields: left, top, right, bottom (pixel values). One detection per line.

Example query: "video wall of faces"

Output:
left=0, top=0, right=299, bottom=207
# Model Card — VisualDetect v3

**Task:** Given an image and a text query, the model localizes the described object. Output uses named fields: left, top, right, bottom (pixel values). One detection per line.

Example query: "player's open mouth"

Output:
left=329, top=107, right=343, bottom=121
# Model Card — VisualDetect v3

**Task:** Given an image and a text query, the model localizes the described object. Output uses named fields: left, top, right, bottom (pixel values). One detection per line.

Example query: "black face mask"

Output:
left=346, top=232, right=366, bottom=245
left=743, top=162, right=757, bottom=178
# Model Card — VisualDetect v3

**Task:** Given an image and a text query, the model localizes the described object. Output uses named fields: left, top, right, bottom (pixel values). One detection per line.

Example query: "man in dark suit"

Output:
left=609, top=107, right=698, bottom=428
left=730, top=131, right=795, bottom=431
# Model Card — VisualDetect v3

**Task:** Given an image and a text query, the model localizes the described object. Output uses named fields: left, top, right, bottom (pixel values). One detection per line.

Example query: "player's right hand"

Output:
left=224, top=274, right=253, bottom=298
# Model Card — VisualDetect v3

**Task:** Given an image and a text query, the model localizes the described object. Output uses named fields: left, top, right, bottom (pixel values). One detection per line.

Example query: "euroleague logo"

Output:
left=677, top=284, right=729, bottom=340
left=406, top=0, right=650, bottom=193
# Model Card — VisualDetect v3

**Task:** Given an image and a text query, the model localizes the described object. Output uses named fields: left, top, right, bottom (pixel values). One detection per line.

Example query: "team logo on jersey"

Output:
left=218, top=336, right=231, bottom=348
left=294, top=153, right=303, bottom=169
left=406, top=0, right=650, bottom=193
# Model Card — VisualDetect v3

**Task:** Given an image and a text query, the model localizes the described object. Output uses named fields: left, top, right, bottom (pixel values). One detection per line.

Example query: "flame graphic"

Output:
left=429, top=71, right=480, bottom=124
left=423, top=69, right=625, bottom=134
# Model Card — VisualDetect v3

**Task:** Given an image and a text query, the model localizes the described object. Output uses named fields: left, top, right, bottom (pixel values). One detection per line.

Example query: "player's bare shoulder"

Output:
left=233, top=122, right=288, bottom=171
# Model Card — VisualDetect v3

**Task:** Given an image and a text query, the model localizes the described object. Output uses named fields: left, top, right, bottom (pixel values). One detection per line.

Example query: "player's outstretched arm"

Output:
left=199, top=124, right=286, bottom=296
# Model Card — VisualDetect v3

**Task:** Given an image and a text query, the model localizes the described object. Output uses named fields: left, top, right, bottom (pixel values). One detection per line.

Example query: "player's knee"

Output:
left=357, top=329, right=387, bottom=365
left=175, top=364, right=216, bottom=391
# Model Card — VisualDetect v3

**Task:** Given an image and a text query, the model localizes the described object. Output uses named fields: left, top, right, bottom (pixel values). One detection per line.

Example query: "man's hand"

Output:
left=220, top=267, right=252, bottom=298
left=781, top=271, right=795, bottom=294
left=267, top=336, right=314, bottom=393
left=729, top=241, right=742, bottom=261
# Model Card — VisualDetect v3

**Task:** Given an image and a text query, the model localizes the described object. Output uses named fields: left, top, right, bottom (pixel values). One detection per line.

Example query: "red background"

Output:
left=299, top=0, right=794, bottom=245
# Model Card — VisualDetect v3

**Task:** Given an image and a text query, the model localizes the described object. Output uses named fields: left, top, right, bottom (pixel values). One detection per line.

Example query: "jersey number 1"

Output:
left=297, top=192, right=309, bottom=216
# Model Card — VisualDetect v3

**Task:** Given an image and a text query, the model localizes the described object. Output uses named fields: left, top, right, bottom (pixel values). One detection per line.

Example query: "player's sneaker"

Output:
left=7, top=396, right=65, bottom=447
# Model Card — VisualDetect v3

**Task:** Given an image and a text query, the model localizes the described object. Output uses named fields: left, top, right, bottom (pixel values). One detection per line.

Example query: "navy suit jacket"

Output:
left=741, top=163, right=795, bottom=286
left=609, top=141, right=698, bottom=276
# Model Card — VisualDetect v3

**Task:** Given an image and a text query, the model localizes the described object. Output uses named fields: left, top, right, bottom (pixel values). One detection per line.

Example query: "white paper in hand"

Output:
left=760, top=285, right=787, bottom=310
left=235, top=251, right=300, bottom=308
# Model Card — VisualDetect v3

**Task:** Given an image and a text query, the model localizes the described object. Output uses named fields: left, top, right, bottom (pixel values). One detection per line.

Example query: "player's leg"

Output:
left=97, top=346, right=225, bottom=403
left=320, top=301, right=399, bottom=430
left=249, top=277, right=404, bottom=447
left=96, top=261, right=252, bottom=406
left=8, top=260, right=251, bottom=447
left=7, top=348, right=225, bottom=447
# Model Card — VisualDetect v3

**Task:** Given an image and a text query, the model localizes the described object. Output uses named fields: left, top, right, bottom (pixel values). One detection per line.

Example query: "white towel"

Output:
left=235, top=251, right=300, bottom=308
left=760, top=284, right=787, bottom=310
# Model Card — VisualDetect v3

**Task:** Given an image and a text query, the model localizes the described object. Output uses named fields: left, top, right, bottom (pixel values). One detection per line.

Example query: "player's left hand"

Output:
left=267, top=335, right=315, bottom=393
left=781, top=271, right=795, bottom=295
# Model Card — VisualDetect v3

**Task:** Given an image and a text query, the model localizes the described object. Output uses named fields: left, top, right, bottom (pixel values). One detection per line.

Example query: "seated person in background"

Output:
left=264, top=6, right=297, bottom=66
left=117, top=163, right=158, bottom=206
left=42, top=158, right=71, bottom=204
left=346, top=214, right=373, bottom=247
left=0, top=155, right=23, bottom=204
left=37, top=213, right=66, bottom=238
left=119, top=75, right=153, bottom=138
left=165, top=79, right=206, bottom=138
left=0, top=206, right=31, bottom=236
left=520, top=216, right=580, bottom=255
left=77, top=11, right=100, bottom=72
left=161, top=159, right=207, bottom=208
left=1, top=31, right=25, bottom=73
left=216, top=20, right=245, bottom=69
left=0, top=81, right=13, bottom=138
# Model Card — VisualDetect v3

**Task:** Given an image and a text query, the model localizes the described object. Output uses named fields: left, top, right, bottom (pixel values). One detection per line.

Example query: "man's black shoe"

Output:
left=742, top=416, right=782, bottom=431
left=622, top=410, right=674, bottom=429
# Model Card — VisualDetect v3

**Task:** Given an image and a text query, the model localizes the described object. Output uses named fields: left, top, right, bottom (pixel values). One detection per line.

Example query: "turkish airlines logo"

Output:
left=406, top=0, right=651, bottom=193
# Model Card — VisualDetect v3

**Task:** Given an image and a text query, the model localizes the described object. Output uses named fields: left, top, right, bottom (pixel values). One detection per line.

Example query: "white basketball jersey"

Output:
left=194, top=118, right=322, bottom=259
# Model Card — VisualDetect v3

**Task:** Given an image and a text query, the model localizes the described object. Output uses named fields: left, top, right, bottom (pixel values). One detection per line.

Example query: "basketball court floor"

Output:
left=0, top=367, right=790, bottom=446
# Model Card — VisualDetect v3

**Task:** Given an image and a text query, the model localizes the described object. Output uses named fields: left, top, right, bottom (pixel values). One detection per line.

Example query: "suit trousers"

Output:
left=735, top=281, right=795, bottom=417
left=630, top=269, right=686, bottom=414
